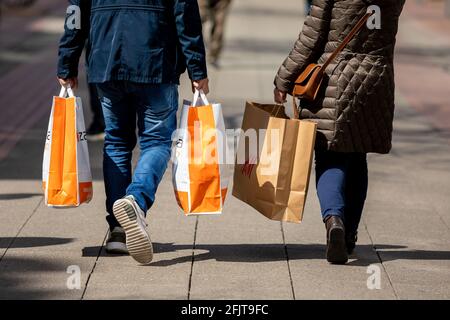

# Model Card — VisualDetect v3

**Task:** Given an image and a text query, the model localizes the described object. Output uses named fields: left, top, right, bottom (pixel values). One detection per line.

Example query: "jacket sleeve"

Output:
left=173, top=0, right=208, bottom=81
left=57, top=0, right=91, bottom=79
left=274, top=0, right=333, bottom=94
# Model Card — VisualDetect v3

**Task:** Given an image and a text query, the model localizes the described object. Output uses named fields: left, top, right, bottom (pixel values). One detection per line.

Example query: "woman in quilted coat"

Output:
left=274, top=0, right=405, bottom=264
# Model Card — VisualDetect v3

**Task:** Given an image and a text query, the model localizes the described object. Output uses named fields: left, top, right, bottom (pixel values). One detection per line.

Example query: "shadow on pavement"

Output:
left=82, top=243, right=450, bottom=267
left=82, top=245, right=128, bottom=257
left=0, top=193, right=42, bottom=200
left=153, top=243, right=450, bottom=267
left=0, top=237, right=74, bottom=249
left=0, top=256, right=74, bottom=300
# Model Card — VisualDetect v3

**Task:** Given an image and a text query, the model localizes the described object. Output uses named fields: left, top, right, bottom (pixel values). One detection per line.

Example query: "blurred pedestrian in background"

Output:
left=81, top=44, right=105, bottom=141
left=305, top=0, right=312, bottom=15
left=0, top=0, right=36, bottom=22
left=199, top=0, right=232, bottom=66
left=85, top=81, right=105, bottom=141
left=274, top=0, right=405, bottom=264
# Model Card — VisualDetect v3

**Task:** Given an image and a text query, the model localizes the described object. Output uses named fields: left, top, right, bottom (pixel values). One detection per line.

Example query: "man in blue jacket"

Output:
left=57, top=0, right=209, bottom=264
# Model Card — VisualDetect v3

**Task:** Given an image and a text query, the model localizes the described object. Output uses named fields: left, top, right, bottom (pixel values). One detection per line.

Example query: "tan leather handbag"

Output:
left=292, top=11, right=373, bottom=113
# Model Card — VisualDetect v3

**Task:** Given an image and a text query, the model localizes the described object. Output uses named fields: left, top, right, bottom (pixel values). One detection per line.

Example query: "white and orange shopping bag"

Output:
left=172, top=90, right=229, bottom=215
left=42, top=86, right=93, bottom=207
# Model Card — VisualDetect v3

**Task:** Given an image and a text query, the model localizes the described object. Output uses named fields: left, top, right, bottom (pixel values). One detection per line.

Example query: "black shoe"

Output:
left=346, top=231, right=358, bottom=255
left=325, top=216, right=348, bottom=264
left=105, top=227, right=128, bottom=254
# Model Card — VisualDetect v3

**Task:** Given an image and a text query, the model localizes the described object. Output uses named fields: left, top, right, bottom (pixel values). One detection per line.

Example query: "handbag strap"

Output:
left=321, top=11, right=373, bottom=71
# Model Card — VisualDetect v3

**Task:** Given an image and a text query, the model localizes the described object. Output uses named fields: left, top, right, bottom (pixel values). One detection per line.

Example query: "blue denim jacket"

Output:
left=57, top=0, right=208, bottom=84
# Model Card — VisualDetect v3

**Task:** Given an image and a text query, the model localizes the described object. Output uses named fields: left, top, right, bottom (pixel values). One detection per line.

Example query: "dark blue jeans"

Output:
left=315, top=150, right=368, bottom=234
left=96, top=81, right=178, bottom=230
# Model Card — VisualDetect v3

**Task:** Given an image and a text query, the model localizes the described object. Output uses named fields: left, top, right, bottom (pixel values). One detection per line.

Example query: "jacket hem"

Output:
left=87, top=73, right=181, bottom=85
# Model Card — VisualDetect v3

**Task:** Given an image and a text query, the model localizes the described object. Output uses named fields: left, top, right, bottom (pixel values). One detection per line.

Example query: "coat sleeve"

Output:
left=173, top=0, right=208, bottom=81
left=57, top=0, right=91, bottom=79
left=274, top=0, right=333, bottom=94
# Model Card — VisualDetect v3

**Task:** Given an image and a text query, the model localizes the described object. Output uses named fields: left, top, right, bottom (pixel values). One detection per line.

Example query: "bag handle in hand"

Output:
left=59, top=85, right=75, bottom=98
left=192, top=89, right=210, bottom=107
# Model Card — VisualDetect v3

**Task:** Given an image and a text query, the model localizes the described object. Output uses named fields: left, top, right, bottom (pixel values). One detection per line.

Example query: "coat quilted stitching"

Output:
left=274, top=0, right=405, bottom=154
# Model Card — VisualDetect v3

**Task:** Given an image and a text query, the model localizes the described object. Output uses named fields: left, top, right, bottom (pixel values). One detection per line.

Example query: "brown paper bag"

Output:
left=232, top=102, right=317, bottom=223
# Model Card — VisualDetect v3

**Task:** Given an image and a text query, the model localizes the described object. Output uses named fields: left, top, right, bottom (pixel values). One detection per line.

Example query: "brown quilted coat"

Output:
left=275, top=0, right=405, bottom=154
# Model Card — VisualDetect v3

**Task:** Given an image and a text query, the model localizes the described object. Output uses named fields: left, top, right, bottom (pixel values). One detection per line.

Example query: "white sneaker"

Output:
left=105, top=227, right=128, bottom=254
left=112, top=196, right=153, bottom=264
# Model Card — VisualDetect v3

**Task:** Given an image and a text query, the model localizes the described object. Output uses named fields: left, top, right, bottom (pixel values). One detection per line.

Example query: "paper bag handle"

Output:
left=269, top=104, right=300, bottom=120
left=59, top=85, right=75, bottom=98
left=291, top=101, right=300, bottom=119
left=192, top=89, right=210, bottom=107
left=271, top=104, right=284, bottom=117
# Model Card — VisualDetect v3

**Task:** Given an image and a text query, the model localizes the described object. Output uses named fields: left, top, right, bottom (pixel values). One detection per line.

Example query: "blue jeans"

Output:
left=315, top=150, right=368, bottom=234
left=96, top=81, right=178, bottom=230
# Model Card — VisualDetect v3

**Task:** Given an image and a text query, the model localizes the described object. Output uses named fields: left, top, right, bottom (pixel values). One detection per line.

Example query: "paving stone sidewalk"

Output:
left=0, top=0, right=449, bottom=300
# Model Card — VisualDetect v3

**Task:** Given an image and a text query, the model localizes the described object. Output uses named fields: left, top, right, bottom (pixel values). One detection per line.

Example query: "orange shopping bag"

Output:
left=42, top=86, right=93, bottom=207
left=172, top=90, right=229, bottom=215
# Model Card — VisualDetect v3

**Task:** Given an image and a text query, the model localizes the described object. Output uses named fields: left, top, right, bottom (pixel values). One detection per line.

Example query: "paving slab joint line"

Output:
left=280, top=222, right=296, bottom=300
left=431, top=206, right=450, bottom=232
left=438, top=215, right=450, bottom=231
left=187, top=216, right=199, bottom=300
left=363, top=220, right=399, bottom=299
left=0, top=196, right=43, bottom=263
left=81, top=229, right=109, bottom=300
